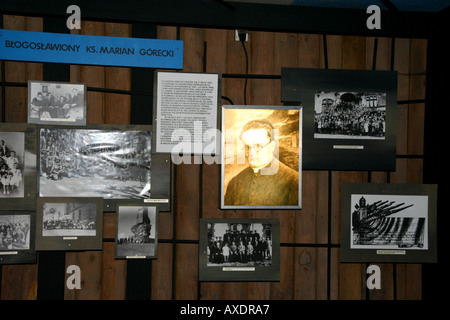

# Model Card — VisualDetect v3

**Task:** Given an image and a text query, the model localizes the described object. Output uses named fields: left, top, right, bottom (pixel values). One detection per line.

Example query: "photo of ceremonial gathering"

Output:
left=314, top=91, right=386, bottom=140
left=38, top=127, right=152, bottom=200
left=28, top=81, right=86, bottom=124
left=206, top=221, right=273, bottom=267
left=42, top=202, right=97, bottom=237
left=0, top=132, right=25, bottom=198
left=0, top=214, right=30, bottom=251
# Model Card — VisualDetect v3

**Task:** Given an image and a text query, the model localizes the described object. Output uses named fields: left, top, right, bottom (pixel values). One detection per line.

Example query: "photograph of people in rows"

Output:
left=314, top=91, right=386, bottom=140
left=207, top=223, right=273, bottom=267
left=0, top=215, right=30, bottom=250
left=0, top=137, right=24, bottom=197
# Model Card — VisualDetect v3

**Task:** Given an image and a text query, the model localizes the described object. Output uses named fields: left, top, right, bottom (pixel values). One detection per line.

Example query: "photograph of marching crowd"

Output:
left=28, top=81, right=86, bottom=125
left=42, top=202, right=97, bottom=237
left=206, top=222, right=273, bottom=267
left=0, top=133, right=25, bottom=198
left=314, top=91, right=386, bottom=140
left=0, top=214, right=30, bottom=250
left=38, top=127, right=152, bottom=200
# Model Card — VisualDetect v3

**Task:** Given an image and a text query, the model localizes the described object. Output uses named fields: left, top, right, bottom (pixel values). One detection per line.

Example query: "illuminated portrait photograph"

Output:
left=221, top=105, right=302, bottom=209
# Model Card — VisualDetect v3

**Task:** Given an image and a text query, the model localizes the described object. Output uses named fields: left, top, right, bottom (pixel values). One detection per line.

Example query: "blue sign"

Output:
left=0, top=29, right=183, bottom=69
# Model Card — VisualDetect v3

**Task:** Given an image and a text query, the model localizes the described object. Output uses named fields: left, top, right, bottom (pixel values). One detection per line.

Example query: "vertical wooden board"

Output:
left=104, top=23, right=131, bottom=125
left=297, top=33, right=322, bottom=68
left=396, top=264, right=422, bottom=300
left=407, top=103, right=425, bottom=155
left=204, top=28, right=228, bottom=73
left=396, top=104, right=409, bottom=155
left=201, top=163, right=223, bottom=218
left=390, top=158, right=407, bottom=183
left=330, top=171, right=368, bottom=244
left=274, top=32, right=298, bottom=73
left=270, top=246, right=294, bottom=300
left=201, top=28, right=227, bottom=220
left=342, top=36, right=366, bottom=70
left=222, top=282, right=248, bottom=300
left=3, top=17, right=27, bottom=123
left=151, top=243, right=173, bottom=300
left=180, top=27, right=204, bottom=72
left=297, top=170, right=328, bottom=244
left=294, top=247, right=328, bottom=300
left=324, top=35, right=343, bottom=69
left=64, top=251, right=103, bottom=300
left=175, top=160, right=200, bottom=240
left=224, top=29, right=248, bottom=106
left=102, top=212, right=116, bottom=239
left=157, top=25, right=178, bottom=40
left=406, top=158, right=423, bottom=183
left=79, top=21, right=106, bottom=124
left=330, top=248, right=340, bottom=300
left=394, top=38, right=411, bottom=101
left=365, top=37, right=391, bottom=71
left=174, top=243, right=198, bottom=299
left=0, top=264, right=38, bottom=300
left=247, top=282, right=271, bottom=300
left=101, top=242, right=127, bottom=300
left=338, top=262, right=364, bottom=300
left=200, top=282, right=224, bottom=300
left=368, top=264, right=394, bottom=300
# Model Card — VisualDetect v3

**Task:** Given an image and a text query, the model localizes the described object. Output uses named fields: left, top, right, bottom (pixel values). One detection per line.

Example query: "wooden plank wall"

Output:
left=0, top=15, right=426, bottom=300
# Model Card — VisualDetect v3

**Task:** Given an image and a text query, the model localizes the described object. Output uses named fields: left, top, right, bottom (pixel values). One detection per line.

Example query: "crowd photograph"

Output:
left=42, top=202, right=97, bottom=237
left=0, top=214, right=30, bottom=250
left=207, top=222, right=273, bottom=267
left=314, top=91, right=386, bottom=140
left=0, top=133, right=25, bottom=198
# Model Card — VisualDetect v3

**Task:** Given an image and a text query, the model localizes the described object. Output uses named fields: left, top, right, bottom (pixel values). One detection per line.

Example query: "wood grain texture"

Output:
left=0, top=15, right=428, bottom=300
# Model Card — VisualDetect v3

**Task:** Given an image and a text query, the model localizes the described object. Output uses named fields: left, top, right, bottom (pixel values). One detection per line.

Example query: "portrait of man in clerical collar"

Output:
left=221, top=106, right=302, bottom=209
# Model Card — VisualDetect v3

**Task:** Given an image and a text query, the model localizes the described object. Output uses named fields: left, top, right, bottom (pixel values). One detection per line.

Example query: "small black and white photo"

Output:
left=28, top=80, right=86, bottom=125
left=0, top=214, right=31, bottom=250
left=38, top=126, right=152, bottom=203
left=115, top=205, right=158, bottom=259
left=199, top=218, right=280, bottom=281
left=42, top=202, right=97, bottom=237
left=350, top=194, right=428, bottom=250
left=0, top=132, right=25, bottom=198
left=314, top=91, right=386, bottom=140
left=36, top=197, right=103, bottom=251
left=206, top=221, right=273, bottom=267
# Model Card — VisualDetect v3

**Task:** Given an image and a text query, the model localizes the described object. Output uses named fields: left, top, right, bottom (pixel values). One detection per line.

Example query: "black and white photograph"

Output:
left=314, top=91, right=386, bottom=140
left=36, top=197, right=103, bottom=251
left=42, top=202, right=97, bottom=237
left=0, top=123, right=37, bottom=210
left=0, top=210, right=36, bottom=265
left=38, top=125, right=153, bottom=210
left=341, top=183, right=438, bottom=263
left=282, top=67, right=397, bottom=171
left=199, top=218, right=280, bottom=281
left=115, top=205, right=158, bottom=259
left=0, top=214, right=31, bottom=250
left=350, top=194, right=427, bottom=250
left=206, top=222, right=273, bottom=267
left=0, top=132, right=25, bottom=198
left=28, top=80, right=87, bottom=125
left=221, top=105, right=302, bottom=210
